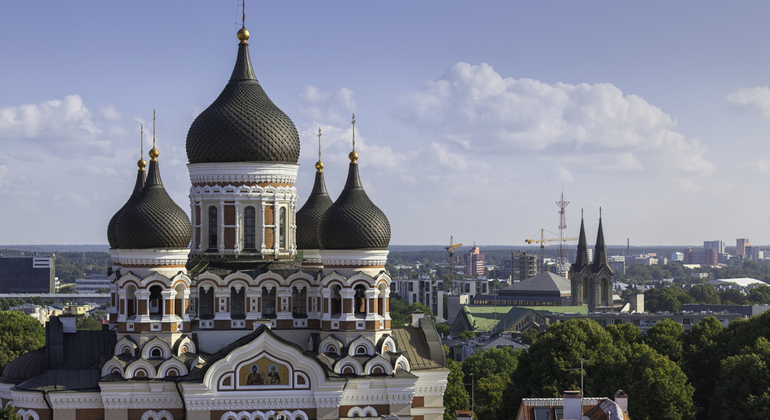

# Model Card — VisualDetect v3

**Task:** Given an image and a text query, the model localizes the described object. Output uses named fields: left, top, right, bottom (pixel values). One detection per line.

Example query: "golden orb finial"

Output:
left=149, top=147, right=159, bottom=161
left=315, top=160, right=324, bottom=172
left=137, top=158, right=147, bottom=170
left=237, top=28, right=250, bottom=44
left=349, top=150, right=359, bottom=164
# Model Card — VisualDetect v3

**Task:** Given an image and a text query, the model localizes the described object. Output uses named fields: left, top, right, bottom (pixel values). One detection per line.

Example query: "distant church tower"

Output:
left=570, top=209, right=615, bottom=310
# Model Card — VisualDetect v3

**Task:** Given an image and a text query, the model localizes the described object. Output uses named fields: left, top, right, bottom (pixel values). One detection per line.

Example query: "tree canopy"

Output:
left=0, top=311, right=45, bottom=377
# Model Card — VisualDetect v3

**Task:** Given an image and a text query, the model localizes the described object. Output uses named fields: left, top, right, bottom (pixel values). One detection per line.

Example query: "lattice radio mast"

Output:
left=556, top=191, right=570, bottom=267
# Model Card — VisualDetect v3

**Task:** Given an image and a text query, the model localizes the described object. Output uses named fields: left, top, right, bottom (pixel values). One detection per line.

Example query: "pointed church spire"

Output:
left=231, top=9, right=257, bottom=82
left=593, top=207, right=609, bottom=271
left=573, top=208, right=589, bottom=269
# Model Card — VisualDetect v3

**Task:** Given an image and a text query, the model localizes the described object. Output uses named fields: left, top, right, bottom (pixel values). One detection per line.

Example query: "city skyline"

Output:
left=2, top=2, right=770, bottom=246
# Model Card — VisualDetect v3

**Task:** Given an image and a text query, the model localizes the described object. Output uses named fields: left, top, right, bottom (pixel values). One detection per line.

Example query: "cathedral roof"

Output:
left=113, top=149, right=192, bottom=249
left=186, top=29, right=300, bottom=164
left=296, top=169, right=333, bottom=250
left=318, top=160, right=391, bottom=250
left=0, top=347, right=48, bottom=384
left=107, top=162, right=145, bottom=248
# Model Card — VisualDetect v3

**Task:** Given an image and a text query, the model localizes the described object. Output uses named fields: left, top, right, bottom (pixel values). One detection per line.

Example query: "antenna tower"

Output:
left=556, top=191, right=570, bottom=267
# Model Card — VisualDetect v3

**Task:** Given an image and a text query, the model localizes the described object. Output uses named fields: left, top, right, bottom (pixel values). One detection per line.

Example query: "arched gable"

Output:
left=126, top=359, right=155, bottom=379
left=377, top=335, right=397, bottom=354
left=320, top=272, right=346, bottom=288
left=203, top=328, right=335, bottom=395
left=197, top=272, right=224, bottom=287
left=348, top=336, right=375, bottom=357
left=334, top=356, right=362, bottom=376
left=364, top=355, right=392, bottom=375
left=285, top=271, right=314, bottom=286
left=142, top=337, right=171, bottom=360
left=174, top=336, right=196, bottom=356
left=158, top=358, right=188, bottom=378
left=170, top=273, right=192, bottom=288
left=319, top=335, right=343, bottom=356
left=255, top=271, right=286, bottom=287
left=141, top=272, right=172, bottom=288
left=224, top=271, right=255, bottom=286
left=115, top=336, right=138, bottom=356
left=101, top=358, right=125, bottom=377
left=394, top=355, right=410, bottom=372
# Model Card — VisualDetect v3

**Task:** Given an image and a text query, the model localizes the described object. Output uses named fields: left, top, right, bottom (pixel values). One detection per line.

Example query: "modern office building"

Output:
left=703, top=240, right=725, bottom=254
left=463, top=245, right=485, bottom=277
left=737, top=238, right=750, bottom=257
left=75, top=274, right=111, bottom=294
left=391, top=276, right=445, bottom=322
left=684, top=248, right=718, bottom=266
left=0, top=256, right=55, bottom=294
left=511, top=251, right=537, bottom=282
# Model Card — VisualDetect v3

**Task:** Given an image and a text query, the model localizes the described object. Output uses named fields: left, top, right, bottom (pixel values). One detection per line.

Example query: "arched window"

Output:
left=262, top=287, right=276, bottom=317
left=208, top=206, right=218, bottom=250
left=582, top=278, right=588, bottom=302
left=149, top=285, right=163, bottom=317
left=354, top=285, right=366, bottom=315
left=126, top=285, right=137, bottom=318
left=279, top=207, right=287, bottom=249
left=331, top=285, right=342, bottom=316
left=231, top=287, right=245, bottom=319
left=293, top=286, right=307, bottom=317
left=199, top=287, right=214, bottom=319
left=150, top=348, right=162, bottom=358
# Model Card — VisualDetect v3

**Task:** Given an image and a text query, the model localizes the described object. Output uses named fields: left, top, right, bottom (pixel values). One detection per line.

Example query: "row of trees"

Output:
left=643, top=284, right=770, bottom=313
left=618, top=259, right=770, bottom=285
left=444, top=312, right=770, bottom=420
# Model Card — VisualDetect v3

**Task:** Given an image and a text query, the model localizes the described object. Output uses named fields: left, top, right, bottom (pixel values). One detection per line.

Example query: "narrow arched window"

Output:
left=231, top=287, right=245, bottom=319
left=279, top=207, right=287, bottom=249
left=262, top=287, right=276, bottom=317
left=199, top=287, right=214, bottom=319
left=244, top=206, right=256, bottom=249
left=149, top=285, right=163, bottom=317
left=331, top=285, right=342, bottom=316
left=208, top=206, right=218, bottom=249
left=292, top=286, right=307, bottom=317
left=354, top=285, right=366, bottom=315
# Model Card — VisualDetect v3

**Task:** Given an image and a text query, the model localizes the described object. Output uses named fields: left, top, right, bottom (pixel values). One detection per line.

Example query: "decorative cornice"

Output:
left=102, top=396, right=183, bottom=410
left=322, top=259, right=387, bottom=267
left=188, top=162, right=299, bottom=186
left=341, top=392, right=412, bottom=406
left=49, top=394, right=104, bottom=409
left=9, top=394, right=48, bottom=409
left=415, top=385, right=447, bottom=397
left=186, top=396, right=323, bottom=411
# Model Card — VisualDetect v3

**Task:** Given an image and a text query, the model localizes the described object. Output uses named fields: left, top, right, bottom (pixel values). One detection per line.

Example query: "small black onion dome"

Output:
left=1, top=347, right=48, bottom=383
left=296, top=170, right=333, bottom=249
left=107, top=164, right=146, bottom=248
left=186, top=34, right=300, bottom=164
left=114, top=150, right=192, bottom=249
left=318, top=161, right=390, bottom=249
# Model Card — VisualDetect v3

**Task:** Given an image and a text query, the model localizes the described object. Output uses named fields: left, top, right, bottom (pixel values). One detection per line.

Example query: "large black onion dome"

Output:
left=1, top=347, right=48, bottom=383
left=107, top=166, right=145, bottom=248
left=186, top=38, right=300, bottom=164
left=318, top=162, right=390, bottom=249
left=114, top=154, right=192, bottom=249
left=296, top=170, right=333, bottom=249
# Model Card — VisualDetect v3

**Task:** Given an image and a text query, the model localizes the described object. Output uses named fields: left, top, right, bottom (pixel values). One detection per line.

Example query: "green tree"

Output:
left=746, top=285, right=770, bottom=304
left=76, top=315, right=103, bottom=331
left=474, top=374, right=508, bottom=420
left=681, top=316, right=727, bottom=420
left=645, top=287, right=694, bottom=313
left=458, top=330, right=475, bottom=340
left=0, top=311, right=45, bottom=376
left=605, top=322, right=641, bottom=347
left=688, top=285, right=721, bottom=304
left=710, top=337, right=770, bottom=419
left=643, top=319, right=684, bottom=363
left=719, top=289, right=746, bottom=305
left=0, top=404, right=22, bottom=420
left=443, top=360, right=469, bottom=420
left=462, top=347, right=520, bottom=380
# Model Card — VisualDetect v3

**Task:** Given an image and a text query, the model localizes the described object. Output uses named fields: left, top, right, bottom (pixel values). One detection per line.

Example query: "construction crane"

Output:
left=446, top=236, right=462, bottom=294
left=525, top=229, right=578, bottom=274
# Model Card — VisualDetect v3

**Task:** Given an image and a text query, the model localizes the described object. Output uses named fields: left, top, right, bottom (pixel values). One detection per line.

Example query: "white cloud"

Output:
left=0, top=95, right=113, bottom=156
left=726, top=86, right=770, bottom=118
left=394, top=62, right=713, bottom=176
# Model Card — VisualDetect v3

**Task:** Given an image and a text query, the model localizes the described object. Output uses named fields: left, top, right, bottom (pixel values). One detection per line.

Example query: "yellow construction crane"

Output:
left=446, top=236, right=462, bottom=294
left=525, top=229, right=578, bottom=273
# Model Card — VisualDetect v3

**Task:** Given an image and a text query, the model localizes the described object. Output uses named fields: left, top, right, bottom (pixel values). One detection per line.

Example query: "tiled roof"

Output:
left=392, top=320, right=445, bottom=370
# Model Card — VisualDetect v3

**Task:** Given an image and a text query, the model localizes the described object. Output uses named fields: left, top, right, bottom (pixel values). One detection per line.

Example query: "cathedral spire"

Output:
left=593, top=207, right=609, bottom=271
left=573, top=209, right=589, bottom=269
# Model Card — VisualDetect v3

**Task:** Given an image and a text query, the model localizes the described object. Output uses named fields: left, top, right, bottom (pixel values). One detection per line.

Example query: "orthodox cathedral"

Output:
left=0, top=22, right=448, bottom=420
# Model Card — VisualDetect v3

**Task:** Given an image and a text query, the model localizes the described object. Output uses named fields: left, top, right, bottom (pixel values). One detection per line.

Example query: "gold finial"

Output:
left=149, top=110, right=159, bottom=161
left=237, top=1, right=250, bottom=43
left=315, top=127, right=324, bottom=173
left=349, top=113, right=358, bottom=164
left=137, top=124, right=146, bottom=170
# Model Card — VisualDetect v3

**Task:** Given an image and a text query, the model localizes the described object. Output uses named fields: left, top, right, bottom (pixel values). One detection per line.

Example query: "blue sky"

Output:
left=2, top=2, right=770, bottom=247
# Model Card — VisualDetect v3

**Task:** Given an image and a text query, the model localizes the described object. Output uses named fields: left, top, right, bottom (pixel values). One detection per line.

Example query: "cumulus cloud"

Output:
left=726, top=87, right=770, bottom=118
left=394, top=62, right=713, bottom=176
left=0, top=95, right=113, bottom=156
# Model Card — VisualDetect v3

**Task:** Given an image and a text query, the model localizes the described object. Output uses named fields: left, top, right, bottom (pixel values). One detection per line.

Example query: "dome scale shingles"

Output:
left=296, top=168, right=333, bottom=250
left=318, top=161, right=390, bottom=250
left=107, top=162, right=145, bottom=248
left=113, top=150, right=192, bottom=249
left=186, top=37, right=300, bottom=164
